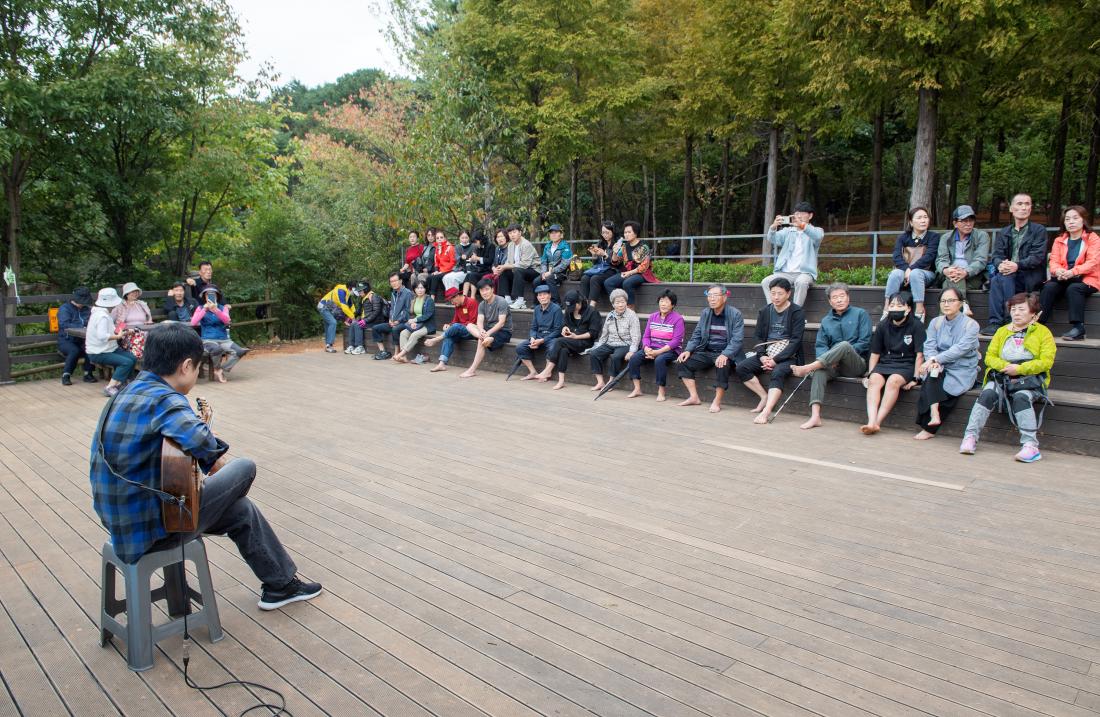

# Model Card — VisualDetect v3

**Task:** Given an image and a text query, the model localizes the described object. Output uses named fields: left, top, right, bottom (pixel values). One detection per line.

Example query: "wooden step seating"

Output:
left=420, top=281, right=1100, bottom=457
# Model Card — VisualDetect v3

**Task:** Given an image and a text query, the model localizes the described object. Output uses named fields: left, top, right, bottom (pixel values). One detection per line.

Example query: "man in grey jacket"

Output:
left=935, top=204, right=990, bottom=317
left=676, top=284, right=745, bottom=413
left=494, top=224, right=541, bottom=310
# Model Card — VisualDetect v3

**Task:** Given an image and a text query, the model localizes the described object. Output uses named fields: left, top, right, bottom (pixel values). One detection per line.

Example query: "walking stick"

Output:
left=594, top=364, right=631, bottom=401
left=769, top=370, right=813, bottom=422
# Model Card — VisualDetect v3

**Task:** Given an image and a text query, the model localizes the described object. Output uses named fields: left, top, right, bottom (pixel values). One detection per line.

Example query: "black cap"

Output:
left=793, top=201, right=814, bottom=213
left=548, top=223, right=563, bottom=232
left=72, top=286, right=93, bottom=305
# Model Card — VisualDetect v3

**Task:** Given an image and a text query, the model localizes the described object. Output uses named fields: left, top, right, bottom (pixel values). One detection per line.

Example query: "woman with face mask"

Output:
left=861, top=292, right=926, bottom=435
left=959, top=292, right=1055, bottom=462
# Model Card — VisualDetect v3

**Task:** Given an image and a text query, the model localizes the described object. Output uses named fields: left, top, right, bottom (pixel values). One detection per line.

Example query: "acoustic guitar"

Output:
left=160, top=397, right=212, bottom=532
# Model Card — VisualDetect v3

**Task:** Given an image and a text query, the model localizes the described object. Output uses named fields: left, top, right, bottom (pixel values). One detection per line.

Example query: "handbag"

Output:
left=567, top=255, right=585, bottom=280
left=996, top=372, right=1044, bottom=394
left=120, top=328, right=146, bottom=359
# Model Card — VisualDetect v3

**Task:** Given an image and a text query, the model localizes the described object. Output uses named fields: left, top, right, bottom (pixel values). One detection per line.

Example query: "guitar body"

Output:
left=160, top=397, right=212, bottom=532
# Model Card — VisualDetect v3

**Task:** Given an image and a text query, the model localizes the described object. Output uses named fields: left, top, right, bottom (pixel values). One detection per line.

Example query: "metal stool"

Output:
left=100, top=536, right=223, bottom=671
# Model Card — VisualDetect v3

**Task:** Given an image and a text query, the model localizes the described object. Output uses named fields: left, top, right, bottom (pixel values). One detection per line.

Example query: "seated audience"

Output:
left=460, top=231, right=492, bottom=297
left=883, top=206, right=939, bottom=322
left=444, top=230, right=476, bottom=293
left=935, top=204, right=990, bottom=317
left=861, top=292, right=926, bottom=435
left=914, top=286, right=980, bottom=440
left=191, top=285, right=249, bottom=382
left=676, top=284, right=745, bottom=413
left=960, top=292, right=1055, bottom=462
left=459, top=279, right=514, bottom=378
left=112, top=282, right=152, bottom=328
left=163, top=282, right=198, bottom=322
left=392, top=281, right=436, bottom=364
left=983, top=193, right=1048, bottom=335
left=398, top=231, right=425, bottom=287
left=589, top=289, right=641, bottom=391
left=603, top=220, right=658, bottom=308
left=761, top=202, right=822, bottom=307
left=318, top=280, right=356, bottom=354
left=580, top=221, right=619, bottom=307
left=535, top=290, right=602, bottom=389
left=57, top=286, right=98, bottom=386
left=410, top=231, right=437, bottom=288
left=737, top=278, right=805, bottom=424
left=791, top=282, right=872, bottom=429
left=371, top=273, right=412, bottom=360
left=185, top=260, right=217, bottom=303
left=427, top=229, right=456, bottom=299
left=426, top=288, right=480, bottom=372
left=537, top=224, right=573, bottom=305
left=514, top=284, right=563, bottom=380
left=348, top=280, right=384, bottom=355
left=1039, top=205, right=1099, bottom=340
left=495, top=224, right=540, bottom=309
left=626, top=288, right=684, bottom=401
left=86, top=288, right=137, bottom=397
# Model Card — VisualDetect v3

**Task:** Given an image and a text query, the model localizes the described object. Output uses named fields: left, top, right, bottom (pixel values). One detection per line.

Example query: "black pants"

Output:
left=580, top=268, right=617, bottom=303
left=988, top=268, right=1044, bottom=325
left=546, top=337, right=591, bottom=373
left=1039, top=277, right=1097, bottom=327
left=427, top=272, right=448, bottom=299
left=735, top=353, right=793, bottom=390
left=58, top=337, right=94, bottom=376
left=677, top=350, right=731, bottom=389
left=627, top=350, right=676, bottom=386
left=499, top=268, right=540, bottom=302
left=589, top=344, right=630, bottom=376
left=915, top=373, right=962, bottom=434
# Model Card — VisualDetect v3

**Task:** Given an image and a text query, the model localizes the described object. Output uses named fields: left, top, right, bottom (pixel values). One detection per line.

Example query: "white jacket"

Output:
left=86, top=307, right=119, bottom=354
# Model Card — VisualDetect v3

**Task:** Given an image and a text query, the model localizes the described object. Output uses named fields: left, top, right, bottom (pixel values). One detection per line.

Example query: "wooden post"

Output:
left=0, top=293, right=12, bottom=385
left=265, top=287, right=276, bottom=342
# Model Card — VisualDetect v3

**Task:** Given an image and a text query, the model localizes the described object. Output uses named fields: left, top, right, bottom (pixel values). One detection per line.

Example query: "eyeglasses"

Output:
left=940, top=298, right=961, bottom=304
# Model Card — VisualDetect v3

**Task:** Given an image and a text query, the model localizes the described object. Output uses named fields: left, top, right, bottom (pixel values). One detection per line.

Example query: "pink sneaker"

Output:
left=958, top=436, right=977, bottom=455
left=1014, top=444, right=1041, bottom=463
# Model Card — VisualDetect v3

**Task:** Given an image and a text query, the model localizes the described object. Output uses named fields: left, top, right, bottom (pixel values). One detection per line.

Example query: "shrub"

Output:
left=650, top=260, right=891, bottom=286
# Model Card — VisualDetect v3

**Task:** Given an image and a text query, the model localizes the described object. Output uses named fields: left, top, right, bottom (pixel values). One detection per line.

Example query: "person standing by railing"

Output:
left=761, top=201, right=821, bottom=308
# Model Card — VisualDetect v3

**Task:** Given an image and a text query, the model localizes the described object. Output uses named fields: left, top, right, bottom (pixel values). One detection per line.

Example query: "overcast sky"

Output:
left=228, top=0, right=407, bottom=87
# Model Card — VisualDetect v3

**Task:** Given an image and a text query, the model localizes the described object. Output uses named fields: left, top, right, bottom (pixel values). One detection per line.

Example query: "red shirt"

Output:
left=453, top=297, right=479, bottom=325
left=404, top=244, right=424, bottom=266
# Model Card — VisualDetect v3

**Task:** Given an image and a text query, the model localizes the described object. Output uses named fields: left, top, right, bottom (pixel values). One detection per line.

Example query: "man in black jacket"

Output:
left=984, top=193, right=1048, bottom=334
left=735, top=278, right=806, bottom=424
left=163, top=282, right=199, bottom=322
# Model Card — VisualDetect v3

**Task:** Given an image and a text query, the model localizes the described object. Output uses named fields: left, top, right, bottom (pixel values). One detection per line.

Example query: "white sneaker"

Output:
left=962, top=301, right=973, bottom=317
left=344, top=346, right=353, bottom=354
left=511, top=298, right=527, bottom=309
left=504, top=296, right=513, bottom=304
left=352, top=346, right=365, bottom=355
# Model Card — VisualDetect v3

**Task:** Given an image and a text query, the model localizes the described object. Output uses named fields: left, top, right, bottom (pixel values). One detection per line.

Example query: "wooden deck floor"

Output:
left=2, top=347, right=1100, bottom=717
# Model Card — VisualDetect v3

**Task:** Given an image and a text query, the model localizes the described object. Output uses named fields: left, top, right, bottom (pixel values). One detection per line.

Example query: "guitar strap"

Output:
left=94, top=392, right=187, bottom=509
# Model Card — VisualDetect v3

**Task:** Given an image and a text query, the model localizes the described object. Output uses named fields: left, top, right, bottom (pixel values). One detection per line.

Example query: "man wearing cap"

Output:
left=761, top=201, right=823, bottom=307
left=983, top=193, right=1048, bottom=335
left=513, top=284, right=564, bottom=379
left=163, top=282, right=199, bottom=323
left=935, top=205, right=991, bottom=316
left=537, top=224, right=573, bottom=305
left=494, top=224, right=540, bottom=310
left=86, top=288, right=137, bottom=397
left=191, top=285, right=249, bottom=382
left=57, top=287, right=99, bottom=386
left=425, top=287, right=480, bottom=371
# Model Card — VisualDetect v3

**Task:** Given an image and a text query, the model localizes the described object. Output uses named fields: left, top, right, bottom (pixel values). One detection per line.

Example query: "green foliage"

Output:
left=651, top=259, right=891, bottom=286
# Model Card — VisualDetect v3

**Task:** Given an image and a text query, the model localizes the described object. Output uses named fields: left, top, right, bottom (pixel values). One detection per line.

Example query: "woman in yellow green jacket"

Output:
left=959, top=292, right=1056, bottom=462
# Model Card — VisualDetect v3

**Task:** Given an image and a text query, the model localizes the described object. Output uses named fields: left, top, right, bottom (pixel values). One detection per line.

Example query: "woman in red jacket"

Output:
left=398, top=231, right=424, bottom=287
left=1039, top=205, right=1099, bottom=340
left=427, top=229, right=456, bottom=299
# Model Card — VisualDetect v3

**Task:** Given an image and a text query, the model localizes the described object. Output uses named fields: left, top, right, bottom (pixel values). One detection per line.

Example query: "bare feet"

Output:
left=749, top=400, right=766, bottom=413
left=552, top=379, right=566, bottom=390
left=677, top=397, right=701, bottom=407
left=800, top=416, right=822, bottom=430
left=709, top=400, right=722, bottom=413
left=753, top=412, right=770, bottom=424
left=423, top=336, right=442, bottom=348
left=536, top=375, right=549, bottom=383
left=430, top=363, right=447, bottom=373
left=392, top=354, right=408, bottom=363
left=591, top=382, right=605, bottom=392
left=627, top=389, right=642, bottom=398
left=860, top=424, right=879, bottom=435
left=928, top=406, right=941, bottom=427
left=521, top=372, right=538, bottom=381
left=913, top=430, right=935, bottom=440
left=459, top=370, right=476, bottom=378
left=656, top=389, right=667, bottom=402
left=213, top=368, right=227, bottom=384
left=791, top=364, right=813, bottom=378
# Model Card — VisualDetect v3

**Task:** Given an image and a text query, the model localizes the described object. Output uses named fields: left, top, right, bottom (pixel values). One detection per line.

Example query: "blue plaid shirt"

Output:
left=89, top=371, right=228, bottom=563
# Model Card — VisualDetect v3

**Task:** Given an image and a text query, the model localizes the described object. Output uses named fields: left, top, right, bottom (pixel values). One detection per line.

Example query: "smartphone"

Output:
left=777, top=215, right=791, bottom=226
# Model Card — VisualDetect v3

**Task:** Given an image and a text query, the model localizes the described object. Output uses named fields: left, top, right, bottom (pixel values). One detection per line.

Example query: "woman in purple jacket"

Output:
left=626, top=289, right=685, bottom=401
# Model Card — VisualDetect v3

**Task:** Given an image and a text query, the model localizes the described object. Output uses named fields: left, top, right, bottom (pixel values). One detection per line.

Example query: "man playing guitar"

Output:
left=90, top=322, right=321, bottom=610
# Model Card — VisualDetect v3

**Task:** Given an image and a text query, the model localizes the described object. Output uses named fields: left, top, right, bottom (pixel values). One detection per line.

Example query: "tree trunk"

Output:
left=991, top=128, right=1006, bottom=225
left=784, top=133, right=801, bottom=214
left=797, top=132, right=812, bottom=205
left=1085, top=81, right=1100, bottom=217
left=568, top=159, right=579, bottom=241
left=909, top=87, right=939, bottom=211
left=719, top=137, right=731, bottom=237
left=967, top=133, right=983, bottom=207
left=2, top=151, right=28, bottom=310
left=763, top=123, right=780, bottom=264
left=1049, top=91, right=1071, bottom=226
left=680, top=134, right=693, bottom=256
left=748, top=147, right=766, bottom=234
left=947, top=137, right=962, bottom=217
left=870, top=107, right=884, bottom=230
left=641, top=164, right=650, bottom=237
left=651, top=167, right=657, bottom=237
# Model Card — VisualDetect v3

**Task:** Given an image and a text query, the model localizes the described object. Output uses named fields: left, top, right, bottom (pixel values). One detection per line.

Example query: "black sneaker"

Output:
left=61, top=373, right=72, bottom=386
left=979, top=324, right=998, bottom=336
left=258, top=577, right=322, bottom=610
left=83, top=373, right=98, bottom=383
left=374, top=350, right=392, bottom=360
left=1061, top=326, right=1086, bottom=341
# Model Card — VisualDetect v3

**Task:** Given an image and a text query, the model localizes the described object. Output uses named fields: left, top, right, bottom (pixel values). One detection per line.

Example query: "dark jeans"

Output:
left=427, top=272, right=447, bottom=299
left=150, top=458, right=296, bottom=590
left=627, top=350, right=676, bottom=386
left=603, top=273, right=648, bottom=305
left=677, top=350, right=732, bottom=389
left=735, top=353, right=793, bottom=390
left=589, top=344, right=630, bottom=376
left=371, top=322, right=409, bottom=348
left=89, top=347, right=137, bottom=382
left=580, top=268, right=617, bottom=303
left=58, top=337, right=94, bottom=376
left=514, top=338, right=551, bottom=361
left=988, top=268, right=1044, bottom=325
left=498, top=267, right=540, bottom=302
left=1039, top=277, right=1098, bottom=327
left=546, top=337, right=591, bottom=373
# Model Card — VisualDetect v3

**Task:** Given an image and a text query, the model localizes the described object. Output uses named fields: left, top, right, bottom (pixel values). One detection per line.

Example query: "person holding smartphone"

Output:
left=761, top=201, right=822, bottom=307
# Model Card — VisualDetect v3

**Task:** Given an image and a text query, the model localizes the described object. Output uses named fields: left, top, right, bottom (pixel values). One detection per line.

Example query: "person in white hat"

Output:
left=111, top=281, right=153, bottom=329
left=86, top=288, right=137, bottom=397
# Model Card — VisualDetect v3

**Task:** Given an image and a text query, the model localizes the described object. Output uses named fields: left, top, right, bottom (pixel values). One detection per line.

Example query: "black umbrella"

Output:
left=593, top=364, right=631, bottom=401
left=505, top=358, right=523, bottom=381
